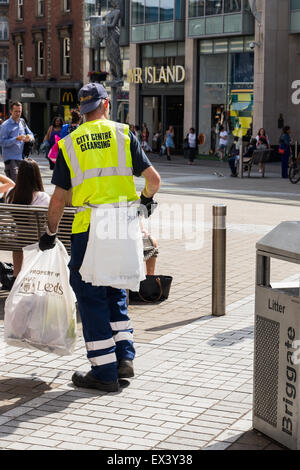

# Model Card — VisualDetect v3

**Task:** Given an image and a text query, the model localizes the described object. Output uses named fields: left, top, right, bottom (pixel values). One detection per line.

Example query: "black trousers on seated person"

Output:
left=228, top=156, right=238, bottom=175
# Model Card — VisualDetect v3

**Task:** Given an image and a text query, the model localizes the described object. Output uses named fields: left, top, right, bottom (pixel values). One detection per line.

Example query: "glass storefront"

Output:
left=198, top=37, right=254, bottom=153
left=139, top=42, right=185, bottom=150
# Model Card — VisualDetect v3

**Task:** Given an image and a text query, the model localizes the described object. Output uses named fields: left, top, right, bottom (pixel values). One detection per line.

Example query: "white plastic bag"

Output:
left=4, top=240, right=77, bottom=356
left=79, top=206, right=145, bottom=291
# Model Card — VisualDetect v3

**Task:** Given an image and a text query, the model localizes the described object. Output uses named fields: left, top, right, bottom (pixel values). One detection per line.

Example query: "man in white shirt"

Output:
left=217, top=125, right=228, bottom=161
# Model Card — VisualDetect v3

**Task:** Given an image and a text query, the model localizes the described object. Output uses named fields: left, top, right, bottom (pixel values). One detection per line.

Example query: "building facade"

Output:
left=128, top=0, right=255, bottom=153
left=7, top=1, right=300, bottom=150
left=8, top=0, right=87, bottom=143
left=253, top=0, right=300, bottom=148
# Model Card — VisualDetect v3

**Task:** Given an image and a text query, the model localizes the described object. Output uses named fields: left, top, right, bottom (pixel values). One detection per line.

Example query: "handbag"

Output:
left=130, top=275, right=173, bottom=303
left=278, top=148, right=285, bottom=155
left=0, top=262, right=14, bottom=290
left=23, top=141, right=34, bottom=158
left=21, top=119, right=34, bottom=158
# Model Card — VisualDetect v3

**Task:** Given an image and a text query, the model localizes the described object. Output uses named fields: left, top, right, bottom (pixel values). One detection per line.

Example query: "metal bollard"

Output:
left=212, top=204, right=227, bottom=316
left=239, top=144, right=243, bottom=178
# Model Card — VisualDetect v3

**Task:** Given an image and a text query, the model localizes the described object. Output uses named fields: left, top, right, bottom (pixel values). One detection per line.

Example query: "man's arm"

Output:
left=141, top=166, right=161, bottom=198
left=47, top=186, right=67, bottom=234
left=24, top=122, right=34, bottom=142
left=39, top=154, right=72, bottom=251
left=0, top=124, right=20, bottom=147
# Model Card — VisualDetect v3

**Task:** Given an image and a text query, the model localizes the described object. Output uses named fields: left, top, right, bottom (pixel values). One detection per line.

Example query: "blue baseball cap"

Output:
left=78, top=83, right=108, bottom=115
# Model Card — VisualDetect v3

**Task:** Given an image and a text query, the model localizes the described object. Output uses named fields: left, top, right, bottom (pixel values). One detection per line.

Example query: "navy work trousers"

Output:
left=69, top=231, right=135, bottom=382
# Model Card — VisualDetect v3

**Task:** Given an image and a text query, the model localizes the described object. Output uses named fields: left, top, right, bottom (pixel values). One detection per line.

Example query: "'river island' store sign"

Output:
left=128, top=66, right=186, bottom=84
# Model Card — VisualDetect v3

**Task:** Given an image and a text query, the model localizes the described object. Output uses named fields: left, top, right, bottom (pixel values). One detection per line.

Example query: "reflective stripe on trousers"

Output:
left=69, top=231, right=135, bottom=382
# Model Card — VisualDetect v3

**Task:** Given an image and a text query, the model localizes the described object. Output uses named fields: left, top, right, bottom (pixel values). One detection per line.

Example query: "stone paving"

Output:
left=0, top=153, right=298, bottom=450
left=0, top=295, right=255, bottom=450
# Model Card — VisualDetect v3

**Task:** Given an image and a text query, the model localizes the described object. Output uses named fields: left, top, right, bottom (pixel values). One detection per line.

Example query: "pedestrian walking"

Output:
left=60, top=109, right=82, bottom=138
left=38, top=83, right=161, bottom=392
left=0, top=102, right=34, bottom=182
left=279, top=126, right=292, bottom=179
left=43, top=117, right=64, bottom=170
left=216, top=125, right=228, bottom=161
left=141, top=123, right=152, bottom=152
left=187, top=128, right=197, bottom=165
left=165, top=125, right=175, bottom=161
left=256, top=128, right=270, bottom=173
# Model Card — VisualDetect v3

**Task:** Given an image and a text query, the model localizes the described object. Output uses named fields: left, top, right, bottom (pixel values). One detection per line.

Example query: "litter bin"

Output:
left=253, top=221, right=300, bottom=449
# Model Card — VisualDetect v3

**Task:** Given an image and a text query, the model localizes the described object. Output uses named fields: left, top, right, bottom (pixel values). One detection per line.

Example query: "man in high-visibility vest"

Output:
left=39, top=83, right=161, bottom=392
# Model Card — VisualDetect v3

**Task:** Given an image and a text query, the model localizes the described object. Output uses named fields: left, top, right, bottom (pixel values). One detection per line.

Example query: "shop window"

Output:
left=17, top=0, right=23, bottom=20
left=37, top=41, right=45, bottom=76
left=224, top=0, right=241, bottom=13
left=17, top=43, right=24, bottom=77
left=198, top=49, right=254, bottom=154
left=62, top=37, right=71, bottom=75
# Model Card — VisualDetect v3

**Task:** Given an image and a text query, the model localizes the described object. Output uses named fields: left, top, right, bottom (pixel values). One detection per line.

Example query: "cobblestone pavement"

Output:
left=0, top=153, right=298, bottom=450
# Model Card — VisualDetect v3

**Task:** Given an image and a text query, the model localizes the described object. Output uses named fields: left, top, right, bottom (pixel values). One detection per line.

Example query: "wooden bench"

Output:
left=243, top=149, right=272, bottom=178
left=0, top=204, right=76, bottom=297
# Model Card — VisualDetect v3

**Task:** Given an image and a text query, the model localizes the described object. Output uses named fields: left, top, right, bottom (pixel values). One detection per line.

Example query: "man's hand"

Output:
left=138, top=193, right=158, bottom=218
left=16, top=135, right=26, bottom=142
left=24, top=135, right=32, bottom=143
left=39, top=233, right=56, bottom=251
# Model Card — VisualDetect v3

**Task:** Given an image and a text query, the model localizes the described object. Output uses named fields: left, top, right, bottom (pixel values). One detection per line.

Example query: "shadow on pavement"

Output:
left=0, top=376, right=53, bottom=414
left=0, top=376, right=131, bottom=442
left=226, top=429, right=287, bottom=450
left=207, top=326, right=254, bottom=347
left=146, top=315, right=212, bottom=332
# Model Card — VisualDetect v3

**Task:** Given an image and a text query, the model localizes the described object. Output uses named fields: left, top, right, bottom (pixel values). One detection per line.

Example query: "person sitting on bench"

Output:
left=228, top=137, right=240, bottom=177
left=5, top=158, right=50, bottom=285
left=243, top=138, right=257, bottom=171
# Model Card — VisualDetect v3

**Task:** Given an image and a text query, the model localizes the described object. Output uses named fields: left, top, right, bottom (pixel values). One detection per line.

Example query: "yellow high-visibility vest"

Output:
left=58, top=119, right=139, bottom=234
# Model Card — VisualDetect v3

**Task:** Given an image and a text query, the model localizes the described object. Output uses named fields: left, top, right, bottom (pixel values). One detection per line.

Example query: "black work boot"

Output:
left=118, top=360, right=134, bottom=379
left=72, top=371, right=120, bottom=392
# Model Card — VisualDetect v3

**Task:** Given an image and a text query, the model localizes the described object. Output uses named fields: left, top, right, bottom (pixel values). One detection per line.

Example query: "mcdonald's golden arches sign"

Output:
left=61, top=89, right=77, bottom=105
